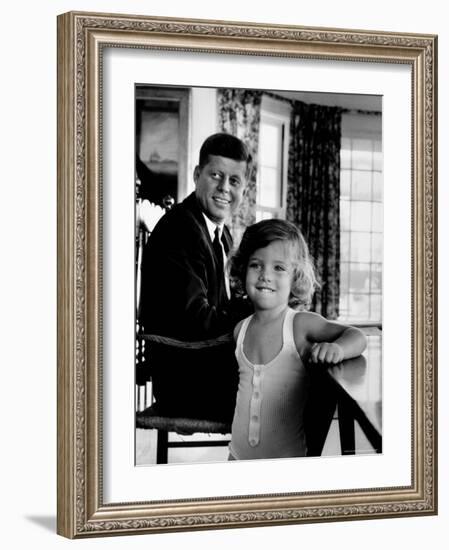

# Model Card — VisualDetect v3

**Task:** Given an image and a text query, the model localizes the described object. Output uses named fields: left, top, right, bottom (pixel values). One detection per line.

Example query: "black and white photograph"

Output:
left=134, top=84, right=383, bottom=466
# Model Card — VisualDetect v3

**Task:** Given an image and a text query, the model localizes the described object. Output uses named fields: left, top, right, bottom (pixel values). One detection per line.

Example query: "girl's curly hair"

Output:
left=229, top=219, right=319, bottom=309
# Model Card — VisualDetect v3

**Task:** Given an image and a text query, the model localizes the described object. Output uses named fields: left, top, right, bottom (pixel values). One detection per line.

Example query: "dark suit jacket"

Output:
left=139, top=192, right=250, bottom=421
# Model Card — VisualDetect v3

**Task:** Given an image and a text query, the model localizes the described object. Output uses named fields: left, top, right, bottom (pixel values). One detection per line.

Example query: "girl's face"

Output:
left=245, top=240, right=296, bottom=312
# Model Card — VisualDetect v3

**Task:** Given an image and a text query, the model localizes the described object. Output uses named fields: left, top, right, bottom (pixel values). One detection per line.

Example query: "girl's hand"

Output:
left=310, top=342, right=344, bottom=364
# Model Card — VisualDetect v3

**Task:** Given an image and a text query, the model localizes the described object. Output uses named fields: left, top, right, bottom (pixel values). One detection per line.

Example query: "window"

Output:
left=339, top=113, right=383, bottom=325
left=256, top=97, right=290, bottom=221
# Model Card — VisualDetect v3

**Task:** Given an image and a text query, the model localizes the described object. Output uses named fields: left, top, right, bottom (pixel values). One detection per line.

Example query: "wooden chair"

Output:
left=136, top=406, right=231, bottom=464
left=135, top=333, right=234, bottom=464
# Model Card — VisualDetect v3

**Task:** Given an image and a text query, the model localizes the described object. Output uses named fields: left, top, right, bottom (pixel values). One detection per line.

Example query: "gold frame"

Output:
left=57, top=11, right=438, bottom=538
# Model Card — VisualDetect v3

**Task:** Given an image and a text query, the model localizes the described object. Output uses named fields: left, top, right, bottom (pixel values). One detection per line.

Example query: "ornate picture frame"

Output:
left=57, top=11, right=437, bottom=538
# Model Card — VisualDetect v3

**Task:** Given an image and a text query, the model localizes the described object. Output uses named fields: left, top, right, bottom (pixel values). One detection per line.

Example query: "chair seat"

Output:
left=136, top=406, right=231, bottom=435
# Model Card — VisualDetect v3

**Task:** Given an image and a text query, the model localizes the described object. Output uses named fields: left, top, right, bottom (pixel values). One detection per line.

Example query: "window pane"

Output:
left=371, top=233, right=383, bottom=263
left=256, top=210, right=274, bottom=222
left=351, top=139, right=373, bottom=170
left=349, top=262, right=370, bottom=293
left=372, top=202, right=383, bottom=232
left=339, top=295, right=350, bottom=320
left=340, top=231, right=350, bottom=260
left=348, top=293, right=370, bottom=319
left=340, top=169, right=351, bottom=199
left=370, top=294, right=382, bottom=321
left=340, top=262, right=349, bottom=294
left=259, top=122, right=281, bottom=167
left=372, top=171, right=383, bottom=201
left=351, top=170, right=372, bottom=197
left=371, top=263, right=382, bottom=293
left=351, top=202, right=372, bottom=232
left=340, top=138, right=351, bottom=169
left=340, top=200, right=350, bottom=231
left=373, top=140, right=383, bottom=171
left=258, top=166, right=280, bottom=207
left=350, top=232, right=371, bottom=262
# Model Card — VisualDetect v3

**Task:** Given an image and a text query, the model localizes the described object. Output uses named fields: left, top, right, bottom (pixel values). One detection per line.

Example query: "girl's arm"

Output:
left=294, top=312, right=367, bottom=364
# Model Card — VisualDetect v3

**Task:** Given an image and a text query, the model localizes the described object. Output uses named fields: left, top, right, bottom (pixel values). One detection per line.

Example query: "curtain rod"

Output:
left=263, top=90, right=382, bottom=116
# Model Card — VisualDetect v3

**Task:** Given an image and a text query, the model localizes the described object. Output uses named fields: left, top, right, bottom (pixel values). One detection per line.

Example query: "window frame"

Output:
left=255, top=96, right=291, bottom=221
left=338, top=111, right=383, bottom=328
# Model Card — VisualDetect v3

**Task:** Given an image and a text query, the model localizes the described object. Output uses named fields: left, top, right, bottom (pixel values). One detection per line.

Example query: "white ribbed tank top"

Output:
left=229, top=308, right=309, bottom=460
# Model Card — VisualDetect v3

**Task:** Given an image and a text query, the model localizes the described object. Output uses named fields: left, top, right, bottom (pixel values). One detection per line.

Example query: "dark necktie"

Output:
left=213, top=226, right=224, bottom=273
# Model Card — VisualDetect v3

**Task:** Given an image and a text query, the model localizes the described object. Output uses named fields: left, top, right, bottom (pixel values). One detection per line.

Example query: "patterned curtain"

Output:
left=218, top=89, right=262, bottom=245
left=286, top=101, right=342, bottom=319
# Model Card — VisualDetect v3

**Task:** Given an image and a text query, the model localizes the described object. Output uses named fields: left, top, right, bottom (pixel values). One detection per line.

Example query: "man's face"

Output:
left=194, top=155, right=247, bottom=224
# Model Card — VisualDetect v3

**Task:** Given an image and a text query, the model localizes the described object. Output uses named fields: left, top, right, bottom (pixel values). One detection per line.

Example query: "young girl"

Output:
left=228, top=219, right=367, bottom=460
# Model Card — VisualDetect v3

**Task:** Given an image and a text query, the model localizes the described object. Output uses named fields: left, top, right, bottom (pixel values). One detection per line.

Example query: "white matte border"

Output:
left=103, top=47, right=411, bottom=503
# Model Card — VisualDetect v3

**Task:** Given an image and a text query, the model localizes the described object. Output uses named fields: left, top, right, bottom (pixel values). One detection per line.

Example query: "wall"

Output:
left=1, top=1, right=446, bottom=548
left=189, top=87, right=217, bottom=194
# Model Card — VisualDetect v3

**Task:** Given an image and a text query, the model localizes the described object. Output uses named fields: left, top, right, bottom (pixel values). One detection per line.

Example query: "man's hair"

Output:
left=230, top=219, right=319, bottom=309
left=198, top=133, right=252, bottom=176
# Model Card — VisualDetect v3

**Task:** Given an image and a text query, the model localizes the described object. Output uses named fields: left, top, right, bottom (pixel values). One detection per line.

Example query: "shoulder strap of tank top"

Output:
left=283, top=308, right=301, bottom=357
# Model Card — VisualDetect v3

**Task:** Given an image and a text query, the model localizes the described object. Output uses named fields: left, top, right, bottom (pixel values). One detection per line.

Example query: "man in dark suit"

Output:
left=139, top=133, right=252, bottom=421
